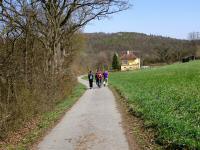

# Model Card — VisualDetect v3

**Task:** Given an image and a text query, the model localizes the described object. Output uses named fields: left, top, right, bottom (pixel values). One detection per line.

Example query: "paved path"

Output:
left=37, top=76, right=129, bottom=150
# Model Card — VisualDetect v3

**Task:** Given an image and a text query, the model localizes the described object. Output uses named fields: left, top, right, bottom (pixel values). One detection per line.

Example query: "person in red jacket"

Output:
left=96, top=70, right=103, bottom=88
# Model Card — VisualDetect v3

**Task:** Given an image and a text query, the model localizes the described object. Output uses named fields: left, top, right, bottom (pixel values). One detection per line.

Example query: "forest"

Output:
left=77, top=32, right=199, bottom=70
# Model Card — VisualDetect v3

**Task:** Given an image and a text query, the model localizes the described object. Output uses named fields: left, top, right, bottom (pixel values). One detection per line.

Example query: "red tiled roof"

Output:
left=120, top=51, right=138, bottom=60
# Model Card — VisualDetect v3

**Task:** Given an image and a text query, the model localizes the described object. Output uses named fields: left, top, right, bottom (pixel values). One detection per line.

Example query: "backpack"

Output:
left=97, top=73, right=102, bottom=79
left=89, top=74, right=93, bottom=80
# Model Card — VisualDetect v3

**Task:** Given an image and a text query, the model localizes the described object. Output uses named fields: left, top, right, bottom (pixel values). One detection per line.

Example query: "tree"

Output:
left=0, top=0, right=130, bottom=73
left=188, top=32, right=200, bottom=41
left=112, top=53, right=120, bottom=70
left=154, top=46, right=170, bottom=63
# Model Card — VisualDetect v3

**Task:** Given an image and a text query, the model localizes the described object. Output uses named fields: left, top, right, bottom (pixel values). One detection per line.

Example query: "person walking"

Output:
left=95, top=70, right=98, bottom=86
left=103, top=70, right=109, bottom=87
left=96, top=70, right=103, bottom=88
left=88, top=71, right=94, bottom=89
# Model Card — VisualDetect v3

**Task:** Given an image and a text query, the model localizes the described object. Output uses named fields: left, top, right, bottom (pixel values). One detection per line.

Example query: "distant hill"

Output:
left=74, top=32, right=197, bottom=70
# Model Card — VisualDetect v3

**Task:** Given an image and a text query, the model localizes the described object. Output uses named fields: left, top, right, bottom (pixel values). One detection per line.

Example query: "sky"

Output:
left=84, top=0, right=200, bottom=39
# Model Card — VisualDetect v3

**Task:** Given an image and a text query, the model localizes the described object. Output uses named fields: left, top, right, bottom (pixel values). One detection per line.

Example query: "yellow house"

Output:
left=120, top=51, right=141, bottom=71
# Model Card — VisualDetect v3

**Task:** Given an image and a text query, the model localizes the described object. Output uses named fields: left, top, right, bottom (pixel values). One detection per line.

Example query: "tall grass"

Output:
left=110, top=61, right=200, bottom=149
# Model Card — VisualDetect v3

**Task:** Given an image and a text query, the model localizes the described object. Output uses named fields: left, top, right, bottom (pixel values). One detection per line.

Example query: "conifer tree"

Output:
left=112, top=53, right=120, bottom=70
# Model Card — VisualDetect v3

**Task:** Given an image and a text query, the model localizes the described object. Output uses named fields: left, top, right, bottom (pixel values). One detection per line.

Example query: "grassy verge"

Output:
left=110, top=86, right=162, bottom=150
left=109, top=61, right=200, bottom=149
left=82, top=75, right=88, bottom=80
left=1, top=83, right=86, bottom=150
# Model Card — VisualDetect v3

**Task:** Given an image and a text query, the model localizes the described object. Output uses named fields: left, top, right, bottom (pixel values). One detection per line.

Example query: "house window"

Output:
left=122, top=60, right=128, bottom=65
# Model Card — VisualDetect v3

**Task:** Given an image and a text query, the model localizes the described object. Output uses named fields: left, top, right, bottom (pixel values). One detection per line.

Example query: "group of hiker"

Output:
left=88, top=70, right=109, bottom=89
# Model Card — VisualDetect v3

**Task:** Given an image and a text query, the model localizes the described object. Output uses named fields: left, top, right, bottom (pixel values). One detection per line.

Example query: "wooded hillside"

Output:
left=79, top=32, right=197, bottom=70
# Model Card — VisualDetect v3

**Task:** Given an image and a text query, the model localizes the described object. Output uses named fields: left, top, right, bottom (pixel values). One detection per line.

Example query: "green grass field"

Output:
left=110, top=61, right=200, bottom=149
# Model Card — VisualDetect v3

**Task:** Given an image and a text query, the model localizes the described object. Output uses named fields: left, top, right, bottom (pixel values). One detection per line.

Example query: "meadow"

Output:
left=110, top=61, right=200, bottom=149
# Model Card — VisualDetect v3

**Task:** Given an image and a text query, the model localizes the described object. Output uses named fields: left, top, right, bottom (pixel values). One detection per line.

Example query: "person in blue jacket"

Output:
left=103, top=70, right=109, bottom=86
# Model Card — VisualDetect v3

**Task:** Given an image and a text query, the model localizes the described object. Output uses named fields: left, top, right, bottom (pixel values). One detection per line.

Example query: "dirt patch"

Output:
left=110, top=86, right=162, bottom=150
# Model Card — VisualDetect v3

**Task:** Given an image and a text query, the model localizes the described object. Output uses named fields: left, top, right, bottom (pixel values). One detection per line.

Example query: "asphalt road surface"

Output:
left=37, top=76, right=130, bottom=150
